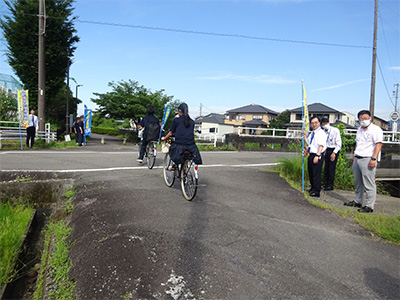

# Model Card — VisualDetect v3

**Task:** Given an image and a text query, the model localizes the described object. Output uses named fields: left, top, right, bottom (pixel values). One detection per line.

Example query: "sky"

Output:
left=1, top=0, right=399, bottom=120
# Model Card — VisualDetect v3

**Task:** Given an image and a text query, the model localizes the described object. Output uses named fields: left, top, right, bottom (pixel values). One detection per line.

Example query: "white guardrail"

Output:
left=236, top=127, right=400, bottom=144
left=0, top=121, right=57, bottom=149
left=195, top=127, right=399, bottom=146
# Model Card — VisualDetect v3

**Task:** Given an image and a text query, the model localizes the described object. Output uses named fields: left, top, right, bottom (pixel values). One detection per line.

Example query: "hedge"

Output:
left=91, top=126, right=119, bottom=135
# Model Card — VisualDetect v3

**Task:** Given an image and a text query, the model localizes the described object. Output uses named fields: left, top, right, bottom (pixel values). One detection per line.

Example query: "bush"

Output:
left=91, top=126, right=119, bottom=135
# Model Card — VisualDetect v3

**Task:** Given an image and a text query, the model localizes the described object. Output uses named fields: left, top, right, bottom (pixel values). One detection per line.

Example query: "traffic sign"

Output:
left=390, top=111, right=399, bottom=122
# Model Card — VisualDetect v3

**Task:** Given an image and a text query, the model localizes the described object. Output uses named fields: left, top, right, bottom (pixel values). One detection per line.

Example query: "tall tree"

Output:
left=0, top=90, right=17, bottom=121
left=0, top=0, right=80, bottom=128
left=92, top=80, right=176, bottom=121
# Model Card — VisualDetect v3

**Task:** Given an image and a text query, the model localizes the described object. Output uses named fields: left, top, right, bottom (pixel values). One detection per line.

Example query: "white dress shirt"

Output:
left=307, top=127, right=327, bottom=154
left=354, top=123, right=383, bottom=157
left=325, top=126, right=342, bottom=153
left=28, top=114, right=38, bottom=130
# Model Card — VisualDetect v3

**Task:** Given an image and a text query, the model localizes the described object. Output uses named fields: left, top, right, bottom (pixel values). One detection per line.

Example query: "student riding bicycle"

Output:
left=137, top=107, right=160, bottom=163
left=161, top=103, right=202, bottom=166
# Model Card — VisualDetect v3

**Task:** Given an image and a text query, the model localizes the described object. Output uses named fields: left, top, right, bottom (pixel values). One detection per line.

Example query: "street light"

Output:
left=76, top=84, right=83, bottom=104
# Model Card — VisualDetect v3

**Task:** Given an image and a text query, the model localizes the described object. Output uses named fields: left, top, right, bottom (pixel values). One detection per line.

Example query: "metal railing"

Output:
left=196, top=133, right=226, bottom=147
left=236, top=127, right=399, bottom=144
left=0, top=121, right=57, bottom=149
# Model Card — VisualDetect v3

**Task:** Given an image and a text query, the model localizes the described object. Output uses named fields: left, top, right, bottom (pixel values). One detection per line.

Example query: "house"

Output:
left=372, top=116, right=389, bottom=130
left=195, top=113, right=234, bottom=136
left=340, top=111, right=356, bottom=127
left=285, top=102, right=344, bottom=128
left=224, top=104, right=278, bottom=128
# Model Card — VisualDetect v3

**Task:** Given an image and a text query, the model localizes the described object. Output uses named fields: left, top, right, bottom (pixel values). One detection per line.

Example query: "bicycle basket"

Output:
left=162, top=142, right=170, bottom=154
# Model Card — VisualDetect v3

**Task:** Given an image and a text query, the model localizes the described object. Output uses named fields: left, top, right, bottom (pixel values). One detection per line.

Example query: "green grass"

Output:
left=197, top=144, right=238, bottom=151
left=354, top=214, right=400, bottom=244
left=34, top=220, right=76, bottom=300
left=0, top=202, right=33, bottom=284
left=64, top=188, right=75, bottom=199
left=1, top=139, right=78, bottom=150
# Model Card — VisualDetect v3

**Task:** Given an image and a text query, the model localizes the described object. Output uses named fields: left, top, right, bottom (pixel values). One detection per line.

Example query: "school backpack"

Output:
left=146, top=118, right=160, bottom=142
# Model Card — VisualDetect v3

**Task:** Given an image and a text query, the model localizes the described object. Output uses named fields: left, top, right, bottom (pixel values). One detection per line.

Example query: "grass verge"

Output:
left=274, top=156, right=400, bottom=245
left=1, top=139, right=78, bottom=151
left=34, top=220, right=76, bottom=300
left=0, top=202, right=33, bottom=284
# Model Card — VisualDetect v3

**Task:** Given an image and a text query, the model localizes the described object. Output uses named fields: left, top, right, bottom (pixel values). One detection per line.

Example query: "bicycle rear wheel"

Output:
left=163, top=153, right=175, bottom=187
left=180, top=160, right=198, bottom=201
left=146, top=142, right=156, bottom=169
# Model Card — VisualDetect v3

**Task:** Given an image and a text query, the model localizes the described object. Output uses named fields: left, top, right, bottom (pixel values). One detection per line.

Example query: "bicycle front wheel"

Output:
left=146, top=143, right=156, bottom=169
left=180, top=160, right=198, bottom=201
left=163, top=153, right=175, bottom=187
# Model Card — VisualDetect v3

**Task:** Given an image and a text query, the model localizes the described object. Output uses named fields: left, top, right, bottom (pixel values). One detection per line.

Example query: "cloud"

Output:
left=198, top=74, right=296, bottom=84
left=389, top=66, right=400, bottom=71
left=312, top=79, right=369, bottom=92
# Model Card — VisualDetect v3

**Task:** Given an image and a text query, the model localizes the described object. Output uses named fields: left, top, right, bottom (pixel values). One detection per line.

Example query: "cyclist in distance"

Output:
left=162, top=103, right=203, bottom=166
left=137, top=107, right=160, bottom=163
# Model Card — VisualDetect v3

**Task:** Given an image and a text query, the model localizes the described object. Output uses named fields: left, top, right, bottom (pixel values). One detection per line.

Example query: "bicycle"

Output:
left=145, top=141, right=157, bottom=169
left=162, top=141, right=199, bottom=201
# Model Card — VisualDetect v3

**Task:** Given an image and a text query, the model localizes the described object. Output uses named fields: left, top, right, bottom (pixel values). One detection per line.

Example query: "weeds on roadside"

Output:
left=34, top=220, right=76, bottom=300
left=0, top=202, right=33, bottom=284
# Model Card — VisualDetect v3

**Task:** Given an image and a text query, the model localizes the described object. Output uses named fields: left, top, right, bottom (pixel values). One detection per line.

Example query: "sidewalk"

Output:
left=317, top=189, right=400, bottom=217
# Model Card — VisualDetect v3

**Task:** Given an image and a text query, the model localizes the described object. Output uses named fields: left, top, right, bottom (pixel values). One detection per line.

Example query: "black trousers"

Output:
left=26, top=126, right=36, bottom=148
left=324, top=148, right=339, bottom=188
left=308, top=153, right=324, bottom=192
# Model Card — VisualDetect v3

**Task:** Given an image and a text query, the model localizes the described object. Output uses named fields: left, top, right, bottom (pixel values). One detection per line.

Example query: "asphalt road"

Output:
left=1, top=143, right=399, bottom=300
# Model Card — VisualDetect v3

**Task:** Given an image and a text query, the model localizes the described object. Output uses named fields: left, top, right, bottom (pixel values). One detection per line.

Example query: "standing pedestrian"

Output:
left=344, top=110, right=383, bottom=213
left=321, top=118, right=342, bottom=191
left=74, top=117, right=83, bottom=146
left=26, top=109, right=38, bottom=148
left=80, top=115, right=85, bottom=146
left=303, top=116, right=327, bottom=197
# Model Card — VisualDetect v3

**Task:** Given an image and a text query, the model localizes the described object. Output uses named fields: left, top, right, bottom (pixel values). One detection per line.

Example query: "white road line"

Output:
left=1, top=163, right=279, bottom=173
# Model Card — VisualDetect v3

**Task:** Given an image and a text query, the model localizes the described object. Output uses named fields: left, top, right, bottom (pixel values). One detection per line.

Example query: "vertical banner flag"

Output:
left=159, top=106, right=172, bottom=142
left=17, top=90, right=29, bottom=128
left=301, top=81, right=309, bottom=192
left=84, top=105, right=92, bottom=136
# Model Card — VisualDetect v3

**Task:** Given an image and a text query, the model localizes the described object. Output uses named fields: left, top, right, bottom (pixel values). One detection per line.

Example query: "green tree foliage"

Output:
left=91, top=80, right=176, bottom=121
left=0, top=90, right=17, bottom=121
left=0, top=0, right=80, bottom=128
left=269, top=109, right=290, bottom=129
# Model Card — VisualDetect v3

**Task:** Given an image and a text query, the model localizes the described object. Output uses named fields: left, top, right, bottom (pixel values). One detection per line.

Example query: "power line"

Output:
left=0, top=11, right=371, bottom=49
left=379, top=9, right=397, bottom=83
left=377, top=55, right=396, bottom=108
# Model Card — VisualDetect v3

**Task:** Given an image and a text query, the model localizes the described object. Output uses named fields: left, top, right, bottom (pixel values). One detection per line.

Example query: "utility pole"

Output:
left=66, top=60, right=70, bottom=133
left=369, top=0, right=378, bottom=119
left=394, top=83, right=399, bottom=112
left=38, top=0, right=46, bottom=131
left=199, top=103, right=203, bottom=118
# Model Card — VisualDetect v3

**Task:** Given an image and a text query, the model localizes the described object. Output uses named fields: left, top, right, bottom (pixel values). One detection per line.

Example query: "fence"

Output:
left=236, top=127, right=399, bottom=144
left=0, top=121, right=57, bottom=149
left=196, top=133, right=226, bottom=147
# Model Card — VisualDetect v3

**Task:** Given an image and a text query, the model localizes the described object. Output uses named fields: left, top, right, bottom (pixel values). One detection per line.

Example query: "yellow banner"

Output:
left=17, top=90, right=29, bottom=128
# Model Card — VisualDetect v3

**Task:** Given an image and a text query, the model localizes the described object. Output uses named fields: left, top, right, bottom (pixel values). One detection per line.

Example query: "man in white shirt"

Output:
left=26, top=109, right=38, bottom=148
left=344, top=110, right=383, bottom=213
left=303, top=116, right=327, bottom=197
left=321, top=118, right=342, bottom=191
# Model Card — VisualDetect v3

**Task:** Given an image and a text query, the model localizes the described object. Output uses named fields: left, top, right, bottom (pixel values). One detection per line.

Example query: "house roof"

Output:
left=283, top=120, right=356, bottom=129
left=226, top=104, right=278, bottom=115
left=290, top=103, right=344, bottom=115
left=242, top=119, right=269, bottom=126
left=195, top=113, right=225, bottom=125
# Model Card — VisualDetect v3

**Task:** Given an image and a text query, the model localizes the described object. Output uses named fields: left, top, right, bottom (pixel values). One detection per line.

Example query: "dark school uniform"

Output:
left=168, top=116, right=202, bottom=165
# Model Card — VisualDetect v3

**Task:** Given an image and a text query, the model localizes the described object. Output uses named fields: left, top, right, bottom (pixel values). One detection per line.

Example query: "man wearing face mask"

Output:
left=321, top=118, right=342, bottom=191
left=344, top=110, right=383, bottom=213
left=303, top=116, right=327, bottom=197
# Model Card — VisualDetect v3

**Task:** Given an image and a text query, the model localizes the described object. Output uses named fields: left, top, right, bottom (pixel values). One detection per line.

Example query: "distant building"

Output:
left=340, top=111, right=356, bottom=127
left=195, top=113, right=234, bottom=136
left=372, top=116, right=389, bottom=130
left=285, top=102, right=344, bottom=128
left=224, top=104, right=278, bottom=128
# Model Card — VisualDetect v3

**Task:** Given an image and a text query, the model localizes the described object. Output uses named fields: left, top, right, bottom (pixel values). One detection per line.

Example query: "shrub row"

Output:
left=91, top=126, right=119, bottom=135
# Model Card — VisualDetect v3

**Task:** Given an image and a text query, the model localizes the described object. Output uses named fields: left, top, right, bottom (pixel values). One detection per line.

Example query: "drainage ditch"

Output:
left=0, top=172, right=74, bottom=300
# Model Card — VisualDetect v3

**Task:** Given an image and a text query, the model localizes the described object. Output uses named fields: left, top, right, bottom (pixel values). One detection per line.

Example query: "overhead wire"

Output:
left=0, top=11, right=371, bottom=49
left=377, top=55, right=396, bottom=109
